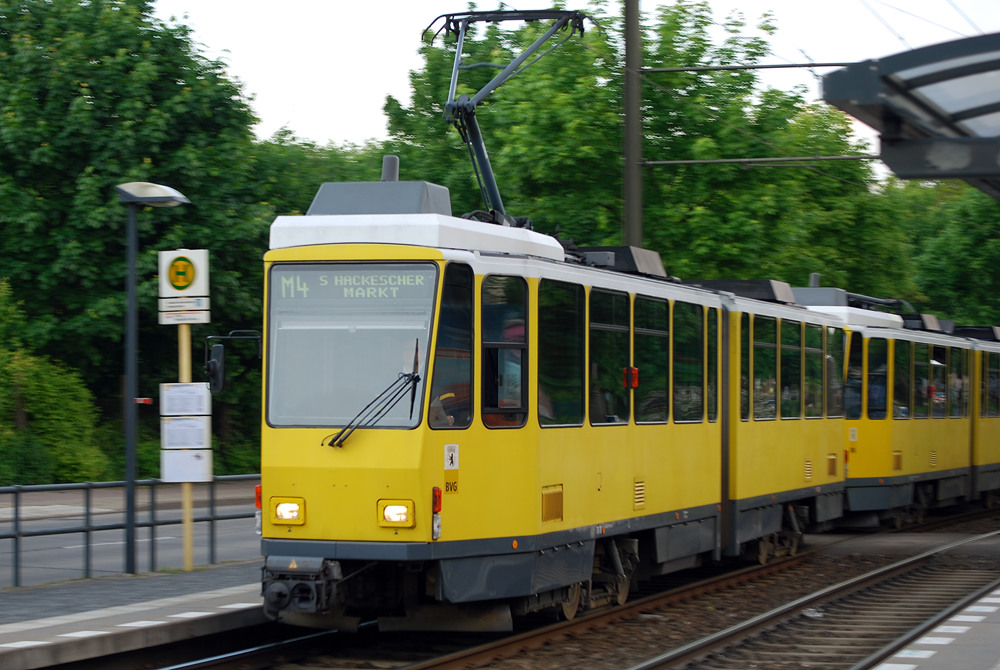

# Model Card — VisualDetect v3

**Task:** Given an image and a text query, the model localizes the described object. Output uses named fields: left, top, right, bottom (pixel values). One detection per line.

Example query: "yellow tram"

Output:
left=251, top=175, right=851, bottom=631
left=216, top=8, right=1000, bottom=634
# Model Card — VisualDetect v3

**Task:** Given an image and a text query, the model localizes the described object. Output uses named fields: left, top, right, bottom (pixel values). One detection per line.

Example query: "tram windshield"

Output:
left=266, top=262, right=438, bottom=428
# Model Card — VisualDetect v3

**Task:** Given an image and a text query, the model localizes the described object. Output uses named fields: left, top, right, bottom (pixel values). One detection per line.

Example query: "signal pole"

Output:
left=623, top=0, right=643, bottom=248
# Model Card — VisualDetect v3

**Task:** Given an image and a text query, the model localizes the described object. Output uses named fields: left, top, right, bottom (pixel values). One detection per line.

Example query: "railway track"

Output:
left=408, top=529, right=1000, bottom=670
left=63, top=517, right=1000, bottom=670
left=628, top=531, right=1000, bottom=669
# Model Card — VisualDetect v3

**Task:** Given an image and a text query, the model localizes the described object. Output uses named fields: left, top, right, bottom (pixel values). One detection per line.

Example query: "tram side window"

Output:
left=985, top=352, right=1000, bottom=418
left=867, top=338, right=888, bottom=420
left=482, top=276, right=527, bottom=428
left=914, top=343, right=929, bottom=419
left=590, top=290, right=630, bottom=425
left=707, top=307, right=719, bottom=422
left=827, top=327, right=844, bottom=418
left=429, top=263, right=473, bottom=429
left=539, top=279, right=585, bottom=426
left=741, top=313, right=751, bottom=421
left=635, top=297, right=669, bottom=423
left=893, top=339, right=911, bottom=419
left=845, top=333, right=863, bottom=420
left=804, top=324, right=823, bottom=418
left=932, top=345, right=947, bottom=418
left=674, top=301, right=704, bottom=423
left=753, top=315, right=777, bottom=420
left=780, top=320, right=802, bottom=419
left=948, top=347, right=966, bottom=418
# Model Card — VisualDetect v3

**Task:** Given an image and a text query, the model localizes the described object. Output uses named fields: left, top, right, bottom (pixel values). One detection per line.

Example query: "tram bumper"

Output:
left=262, top=556, right=341, bottom=620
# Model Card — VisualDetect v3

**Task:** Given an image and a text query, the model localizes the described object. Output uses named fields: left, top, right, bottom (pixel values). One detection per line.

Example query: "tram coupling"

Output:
left=261, top=556, right=341, bottom=620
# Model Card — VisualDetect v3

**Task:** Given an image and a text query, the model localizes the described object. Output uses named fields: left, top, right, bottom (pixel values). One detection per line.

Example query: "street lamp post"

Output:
left=115, top=182, right=189, bottom=574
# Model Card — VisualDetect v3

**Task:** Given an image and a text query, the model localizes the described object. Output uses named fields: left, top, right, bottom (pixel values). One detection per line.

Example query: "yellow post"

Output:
left=179, top=322, right=194, bottom=571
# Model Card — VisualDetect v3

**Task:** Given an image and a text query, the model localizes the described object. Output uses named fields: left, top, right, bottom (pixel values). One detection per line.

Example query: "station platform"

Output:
left=874, top=585, right=1000, bottom=670
left=0, top=559, right=264, bottom=670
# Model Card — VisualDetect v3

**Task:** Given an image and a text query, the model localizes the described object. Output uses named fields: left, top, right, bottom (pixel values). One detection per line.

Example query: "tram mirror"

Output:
left=206, top=344, right=226, bottom=394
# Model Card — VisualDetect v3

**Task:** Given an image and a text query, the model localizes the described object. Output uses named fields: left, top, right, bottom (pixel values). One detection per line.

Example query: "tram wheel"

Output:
left=780, top=532, right=800, bottom=557
left=561, top=582, right=582, bottom=620
left=615, top=576, right=631, bottom=606
left=757, top=534, right=773, bottom=565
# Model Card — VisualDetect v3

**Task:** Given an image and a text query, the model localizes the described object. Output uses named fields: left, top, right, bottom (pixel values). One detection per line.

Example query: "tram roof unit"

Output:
left=268, top=179, right=566, bottom=262
left=954, top=325, right=1000, bottom=342
left=793, top=286, right=906, bottom=329
left=799, top=304, right=905, bottom=329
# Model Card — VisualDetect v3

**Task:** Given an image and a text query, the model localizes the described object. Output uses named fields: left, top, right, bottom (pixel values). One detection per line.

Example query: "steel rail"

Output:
left=623, top=529, right=1000, bottom=670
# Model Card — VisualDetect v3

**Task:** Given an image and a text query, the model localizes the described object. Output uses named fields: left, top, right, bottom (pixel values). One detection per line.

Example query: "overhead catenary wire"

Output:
left=947, top=0, right=986, bottom=34
left=860, top=0, right=913, bottom=49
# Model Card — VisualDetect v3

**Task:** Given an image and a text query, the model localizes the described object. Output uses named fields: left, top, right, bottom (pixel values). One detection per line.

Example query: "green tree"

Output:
left=0, top=280, right=106, bottom=483
left=0, top=0, right=263, bottom=411
left=899, top=182, right=1000, bottom=324
left=640, top=2, right=889, bottom=290
left=386, top=1, right=905, bottom=300
left=0, top=0, right=292, bottom=473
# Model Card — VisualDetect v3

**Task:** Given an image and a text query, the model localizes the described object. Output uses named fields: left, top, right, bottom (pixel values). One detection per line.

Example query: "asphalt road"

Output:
left=0, top=514, right=261, bottom=587
left=0, top=484, right=261, bottom=587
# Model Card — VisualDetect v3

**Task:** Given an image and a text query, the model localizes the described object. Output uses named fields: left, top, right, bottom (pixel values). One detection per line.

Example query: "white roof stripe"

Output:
left=269, top=212, right=565, bottom=262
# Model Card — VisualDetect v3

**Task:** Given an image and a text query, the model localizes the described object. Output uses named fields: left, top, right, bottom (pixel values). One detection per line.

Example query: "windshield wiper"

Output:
left=326, top=339, right=421, bottom=447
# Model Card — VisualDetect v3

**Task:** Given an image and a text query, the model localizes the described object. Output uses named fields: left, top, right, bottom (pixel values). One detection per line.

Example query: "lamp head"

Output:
left=116, top=182, right=189, bottom=207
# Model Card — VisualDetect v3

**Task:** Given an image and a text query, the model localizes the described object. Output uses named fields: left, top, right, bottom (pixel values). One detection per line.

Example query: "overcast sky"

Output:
left=153, top=0, right=1000, bottom=146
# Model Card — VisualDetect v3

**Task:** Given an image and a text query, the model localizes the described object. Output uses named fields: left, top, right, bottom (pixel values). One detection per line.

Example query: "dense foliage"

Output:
left=1, top=0, right=998, bottom=483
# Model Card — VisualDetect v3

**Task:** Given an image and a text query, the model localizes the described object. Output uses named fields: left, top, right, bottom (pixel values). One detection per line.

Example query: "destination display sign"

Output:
left=271, top=264, right=437, bottom=302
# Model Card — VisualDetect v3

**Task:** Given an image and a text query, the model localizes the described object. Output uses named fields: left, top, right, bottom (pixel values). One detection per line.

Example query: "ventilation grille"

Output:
left=804, top=460, right=813, bottom=481
left=633, top=480, right=646, bottom=510
left=541, top=485, right=563, bottom=523
left=930, top=451, right=938, bottom=468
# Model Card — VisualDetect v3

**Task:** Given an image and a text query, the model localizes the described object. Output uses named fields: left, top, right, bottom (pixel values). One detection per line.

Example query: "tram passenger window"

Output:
left=867, top=338, right=887, bottom=420
left=949, top=347, right=966, bottom=418
left=753, top=316, right=777, bottom=420
left=932, top=345, right=947, bottom=418
left=590, top=290, right=630, bottom=425
left=893, top=340, right=911, bottom=419
left=804, top=324, right=823, bottom=418
left=780, top=320, right=802, bottom=419
left=539, top=280, right=584, bottom=426
left=845, top=333, right=863, bottom=420
left=674, top=302, right=704, bottom=423
left=984, top=352, right=1000, bottom=418
left=428, top=264, right=473, bottom=429
left=708, top=308, right=718, bottom=422
left=482, top=276, right=527, bottom=428
left=741, top=313, right=750, bottom=421
left=635, top=297, right=669, bottom=423
left=826, top=327, right=845, bottom=418
left=914, top=343, right=929, bottom=419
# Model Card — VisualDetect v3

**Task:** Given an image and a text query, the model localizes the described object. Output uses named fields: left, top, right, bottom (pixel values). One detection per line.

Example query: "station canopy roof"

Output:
left=823, top=32, right=1000, bottom=199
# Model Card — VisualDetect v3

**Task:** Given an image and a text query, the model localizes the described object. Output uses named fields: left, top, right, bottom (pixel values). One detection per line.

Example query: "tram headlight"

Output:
left=377, top=499, right=415, bottom=528
left=276, top=503, right=300, bottom=520
left=384, top=505, right=408, bottom=523
left=270, top=497, right=306, bottom=525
